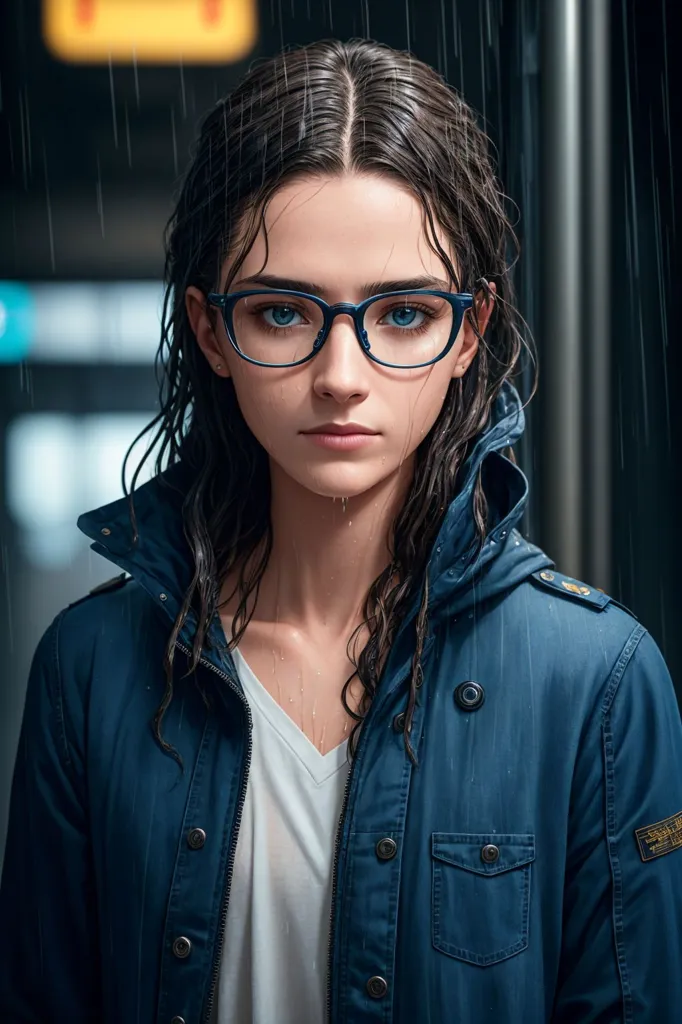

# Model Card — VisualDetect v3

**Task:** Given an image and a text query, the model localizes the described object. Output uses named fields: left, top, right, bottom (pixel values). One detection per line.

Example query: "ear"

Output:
left=185, top=286, right=231, bottom=378
left=452, top=281, right=497, bottom=378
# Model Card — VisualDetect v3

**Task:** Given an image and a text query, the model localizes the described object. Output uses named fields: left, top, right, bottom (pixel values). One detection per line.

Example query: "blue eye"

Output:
left=386, top=306, right=424, bottom=328
left=263, top=305, right=302, bottom=328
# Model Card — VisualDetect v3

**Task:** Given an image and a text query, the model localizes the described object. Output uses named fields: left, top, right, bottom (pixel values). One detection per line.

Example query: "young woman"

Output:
left=1, top=37, right=681, bottom=1024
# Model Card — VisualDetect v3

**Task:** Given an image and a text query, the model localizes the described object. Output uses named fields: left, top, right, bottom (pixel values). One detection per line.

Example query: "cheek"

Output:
left=388, top=375, right=453, bottom=445
left=228, top=372, right=298, bottom=450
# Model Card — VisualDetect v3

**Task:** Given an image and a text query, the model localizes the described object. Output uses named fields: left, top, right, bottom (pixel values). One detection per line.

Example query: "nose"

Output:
left=311, top=311, right=370, bottom=403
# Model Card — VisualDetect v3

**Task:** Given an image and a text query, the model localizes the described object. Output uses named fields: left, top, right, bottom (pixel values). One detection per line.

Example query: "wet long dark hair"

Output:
left=123, top=38, right=536, bottom=771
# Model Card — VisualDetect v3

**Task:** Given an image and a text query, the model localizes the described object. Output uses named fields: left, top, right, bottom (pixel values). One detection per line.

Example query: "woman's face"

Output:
left=187, top=173, right=494, bottom=502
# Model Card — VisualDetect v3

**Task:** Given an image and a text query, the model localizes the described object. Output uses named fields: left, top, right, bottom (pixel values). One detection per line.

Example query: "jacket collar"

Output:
left=77, top=380, right=552, bottom=647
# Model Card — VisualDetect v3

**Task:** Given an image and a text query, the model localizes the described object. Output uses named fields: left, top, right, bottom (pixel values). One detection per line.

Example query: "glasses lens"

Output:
left=364, top=293, right=454, bottom=366
left=231, top=293, right=324, bottom=364
left=229, top=291, right=456, bottom=366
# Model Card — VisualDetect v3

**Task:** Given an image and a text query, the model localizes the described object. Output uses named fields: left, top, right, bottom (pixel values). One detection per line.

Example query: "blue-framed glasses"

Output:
left=206, top=288, right=474, bottom=369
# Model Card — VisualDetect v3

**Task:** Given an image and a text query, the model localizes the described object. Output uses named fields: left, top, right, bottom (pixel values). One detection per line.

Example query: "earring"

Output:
left=215, top=362, right=223, bottom=370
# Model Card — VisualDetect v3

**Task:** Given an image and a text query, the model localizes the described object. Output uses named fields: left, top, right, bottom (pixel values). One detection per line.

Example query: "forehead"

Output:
left=228, top=173, right=457, bottom=295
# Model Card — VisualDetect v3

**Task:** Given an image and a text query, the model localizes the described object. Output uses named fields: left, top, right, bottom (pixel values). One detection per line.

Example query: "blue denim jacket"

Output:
left=1, top=382, right=681, bottom=1023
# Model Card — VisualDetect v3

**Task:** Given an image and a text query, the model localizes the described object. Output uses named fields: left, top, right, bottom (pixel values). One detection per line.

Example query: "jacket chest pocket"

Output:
left=431, top=832, right=535, bottom=966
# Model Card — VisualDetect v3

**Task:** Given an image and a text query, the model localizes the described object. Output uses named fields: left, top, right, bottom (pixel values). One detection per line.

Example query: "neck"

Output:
left=234, top=457, right=414, bottom=636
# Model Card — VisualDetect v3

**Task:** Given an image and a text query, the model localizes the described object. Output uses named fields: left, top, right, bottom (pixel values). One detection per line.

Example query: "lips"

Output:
left=301, top=423, right=378, bottom=435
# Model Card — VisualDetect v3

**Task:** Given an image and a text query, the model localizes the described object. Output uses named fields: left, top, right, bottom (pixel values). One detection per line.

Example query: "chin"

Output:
left=270, top=452, right=407, bottom=501
left=297, top=467, right=387, bottom=500
left=307, top=478, right=379, bottom=500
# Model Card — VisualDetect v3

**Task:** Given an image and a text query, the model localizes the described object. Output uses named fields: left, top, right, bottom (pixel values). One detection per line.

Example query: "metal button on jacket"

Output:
left=187, top=827, right=206, bottom=849
left=481, top=844, right=500, bottom=864
left=454, top=680, right=485, bottom=711
left=376, top=837, right=397, bottom=860
left=170, top=1017, right=186, bottom=1024
left=366, top=976, right=388, bottom=998
left=172, top=936, right=192, bottom=958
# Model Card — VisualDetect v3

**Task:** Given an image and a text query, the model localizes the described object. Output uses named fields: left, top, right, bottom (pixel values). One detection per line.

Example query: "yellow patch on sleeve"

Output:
left=635, top=811, right=682, bottom=861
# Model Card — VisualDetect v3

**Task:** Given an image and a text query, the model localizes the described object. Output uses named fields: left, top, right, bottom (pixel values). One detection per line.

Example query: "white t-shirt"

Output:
left=214, top=646, right=351, bottom=1024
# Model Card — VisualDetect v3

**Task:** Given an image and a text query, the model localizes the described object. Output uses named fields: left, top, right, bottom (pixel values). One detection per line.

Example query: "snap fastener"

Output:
left=481, top=844, right=500, bottom=863
left=393, top=712, right=406, bottom=733
left=187, top=827, right=206, bottom=850
left=366, top=976, right=388, bottom=999
left=159, top=593, right=168, bottom=601
left=100, top=527, right=111, bottom=536
left=376, top=837, right=397, bottom=861
left=540, top=570, right=555, bottom=582
left=170, top=1018, right=186, bottom=1024
left=172, top=936, right=192, bottom=958
left=454, top=681, right=485, bottom=711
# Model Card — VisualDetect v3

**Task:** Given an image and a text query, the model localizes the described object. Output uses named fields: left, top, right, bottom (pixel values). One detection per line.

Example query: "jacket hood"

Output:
left=420, top=380, right=554, bottom=626
left=77, top=380, right=553, bottom=645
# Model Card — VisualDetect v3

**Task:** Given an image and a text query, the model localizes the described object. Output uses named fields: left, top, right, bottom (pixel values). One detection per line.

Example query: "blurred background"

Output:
left=0, top=0, right=680, bottom=864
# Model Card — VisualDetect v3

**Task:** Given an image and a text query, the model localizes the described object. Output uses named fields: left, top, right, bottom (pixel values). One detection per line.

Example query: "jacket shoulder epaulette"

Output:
left=529, top=569, right=637, bottom=619
left=67, top=572, right=131, bottom=610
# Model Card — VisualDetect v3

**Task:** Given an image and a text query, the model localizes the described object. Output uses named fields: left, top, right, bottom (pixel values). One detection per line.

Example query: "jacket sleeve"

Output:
left=0, top=612, right=102, bottom=1022
left=552, top=625, right=682, bottom=1022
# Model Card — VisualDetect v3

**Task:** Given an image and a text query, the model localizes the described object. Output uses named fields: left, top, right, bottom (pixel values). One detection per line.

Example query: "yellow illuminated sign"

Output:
left=43, top=0, right=258, bottom=64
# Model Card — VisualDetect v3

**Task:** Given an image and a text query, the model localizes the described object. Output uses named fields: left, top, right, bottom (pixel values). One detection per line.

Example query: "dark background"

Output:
left=1, top=0, right=680, bottom=864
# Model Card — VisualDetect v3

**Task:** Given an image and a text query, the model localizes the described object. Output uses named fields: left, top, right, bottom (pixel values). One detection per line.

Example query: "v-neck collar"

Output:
left=232, top=647, right=350, bottom=787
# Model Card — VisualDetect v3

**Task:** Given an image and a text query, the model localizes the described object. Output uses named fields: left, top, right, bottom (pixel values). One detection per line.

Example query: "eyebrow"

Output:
left=232, top=273, right=452, bottom=299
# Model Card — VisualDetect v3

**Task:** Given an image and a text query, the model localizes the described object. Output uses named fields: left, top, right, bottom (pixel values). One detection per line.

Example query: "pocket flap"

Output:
left=432, top=833, right=535, bottom=876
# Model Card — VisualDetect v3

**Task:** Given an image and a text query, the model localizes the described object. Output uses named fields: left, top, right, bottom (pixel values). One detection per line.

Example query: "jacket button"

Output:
left=376, top=837, right=397, bottom=860
left=366, top=975, right=388, bottom=998
left=393, top=712, right=406, bottom=733
left=170, top=1018, right=186, bottom=1024
left=187, top=827, right=206, bottom=849
left=481, top=844, right=500, bottom=863
left=172, top=936, right=192, bottom=958
left=454, top=681, right=485, bottom=711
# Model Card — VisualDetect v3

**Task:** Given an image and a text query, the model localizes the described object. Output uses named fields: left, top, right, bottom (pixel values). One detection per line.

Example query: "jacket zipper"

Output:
left=173, top=640, right=253, bottom=1024
left=325, top=743, right=355, bottom=1023
left=325, top=670, right=408, bottom=1024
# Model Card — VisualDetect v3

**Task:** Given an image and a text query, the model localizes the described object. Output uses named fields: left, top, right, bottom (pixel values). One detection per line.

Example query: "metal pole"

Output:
left=584, top=0, right=612, bottom=593
left=540, top=0, right=583, bottom=579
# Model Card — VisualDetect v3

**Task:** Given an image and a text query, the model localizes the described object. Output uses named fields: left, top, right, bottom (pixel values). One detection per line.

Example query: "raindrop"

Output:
left=179, top=57, right=187, bottom=119
left=108, top=55, right=118, bottom=148
left=42, top=142, right=55, bottom=272
left=132, top=46, right=140, bottom=107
